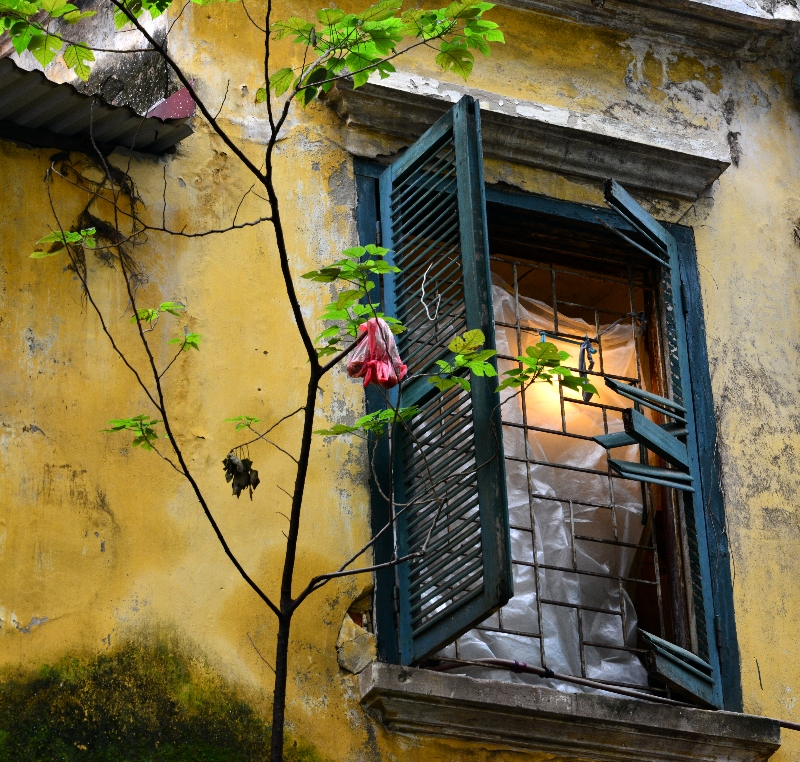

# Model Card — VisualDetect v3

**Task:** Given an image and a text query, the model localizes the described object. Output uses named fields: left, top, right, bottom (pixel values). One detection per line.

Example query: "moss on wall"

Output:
left=0, top=631, right=322, bottom=762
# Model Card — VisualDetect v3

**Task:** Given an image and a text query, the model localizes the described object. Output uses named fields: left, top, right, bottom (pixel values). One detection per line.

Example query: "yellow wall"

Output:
left=2, top=1, right=800, bottom=759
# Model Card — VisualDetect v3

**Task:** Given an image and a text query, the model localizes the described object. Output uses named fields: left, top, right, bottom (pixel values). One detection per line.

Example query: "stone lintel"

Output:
left=360, top=663, right=781, bottom=762
left=325, top=75, right=730, bottom=200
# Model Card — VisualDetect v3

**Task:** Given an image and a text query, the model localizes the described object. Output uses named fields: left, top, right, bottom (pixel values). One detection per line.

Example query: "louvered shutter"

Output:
left=594, top=179, right=724, bottom=708
left=377, top=96, right=512, bottom=666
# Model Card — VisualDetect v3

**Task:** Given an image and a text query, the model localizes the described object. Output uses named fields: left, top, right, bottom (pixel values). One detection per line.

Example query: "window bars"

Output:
left=442, top=253, right=684, bottom=696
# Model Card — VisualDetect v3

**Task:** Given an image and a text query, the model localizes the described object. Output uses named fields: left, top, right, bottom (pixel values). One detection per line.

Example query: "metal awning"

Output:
left=0, top=57, right=193, bottom=155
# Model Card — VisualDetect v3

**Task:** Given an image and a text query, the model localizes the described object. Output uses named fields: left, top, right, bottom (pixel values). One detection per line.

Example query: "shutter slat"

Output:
left=392, top=185, right=458, bottom=239
left=381, top=95, right=512, bottom=665
left=391, top=154, right=456, bottom=212
left=411, top=547, right=483, bottom=605
left=403, top=431, right=476, bottom=483
left=409, top=518, right=482, bottom=580
left=411, top=568, right=485, bottom=629
left=407, top=491, right=481, bottom=548
left=393, top=206, right=459, bottom=259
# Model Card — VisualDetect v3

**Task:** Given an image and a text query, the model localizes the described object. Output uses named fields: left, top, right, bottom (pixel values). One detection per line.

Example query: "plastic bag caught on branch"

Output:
left=347, top=317, right=407, bottom=389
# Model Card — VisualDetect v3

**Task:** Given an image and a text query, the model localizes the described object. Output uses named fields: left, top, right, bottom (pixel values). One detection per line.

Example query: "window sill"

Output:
left=359, top=663, right=781, bottom=762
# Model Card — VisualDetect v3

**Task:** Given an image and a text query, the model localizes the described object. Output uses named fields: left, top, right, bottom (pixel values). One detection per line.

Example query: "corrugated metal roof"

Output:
left=0, top=57, right=193, bottom=155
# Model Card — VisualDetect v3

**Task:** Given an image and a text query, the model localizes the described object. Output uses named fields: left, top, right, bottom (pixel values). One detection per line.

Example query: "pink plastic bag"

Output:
left=347, top=317, right=407, bottom=389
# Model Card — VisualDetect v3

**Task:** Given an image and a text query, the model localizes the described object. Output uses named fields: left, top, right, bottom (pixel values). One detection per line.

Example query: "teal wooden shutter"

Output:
left=378, top=96, right=512, bottom=666
left=594, top=179, right=724, bottom=708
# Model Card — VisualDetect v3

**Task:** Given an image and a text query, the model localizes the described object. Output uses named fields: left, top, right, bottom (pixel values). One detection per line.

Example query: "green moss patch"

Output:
left=0, top=631, right=321, bottom=762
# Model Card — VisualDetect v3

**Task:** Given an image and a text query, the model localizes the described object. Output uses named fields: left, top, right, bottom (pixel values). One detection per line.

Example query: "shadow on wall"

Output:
left=0, top=628, right=323, bottom=762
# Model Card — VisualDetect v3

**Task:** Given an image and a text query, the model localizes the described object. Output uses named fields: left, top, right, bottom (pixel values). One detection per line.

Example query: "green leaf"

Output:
left=63, top=43, right=94, bottom=81
left=255, top=86, right=267, bottom=103
left=448, top=328, right=484, bottom=354
left=466, top=360, right=496, bottom=377
left=465, top=30, right=491, bottom=56
left=224, top=414, right=261, bottom=431
left=317, top=6, right=345, bottom=24
left=113, top=0, right=142, bottom=29
left=10, top=23, right=38, bottom=55
left=40, top=0, right=72, bottom=16
left=297, top=85, right=318, bottom=107
left=315, top=405, right=417, bottom=437
left=130, top=308, right=159, bottom=324
left=158, top=301, right=185, bottom=317
left=341, top=246, right=366, bottom=259
left=364, top=243, right=390, bottom=258
left=269, top=66, right=294, bottom=97
left=30, top=245, right=63, bottom=258
left=302, top=266, right=341, bottom=282
left=168, top=332, right=202, bottom=351
left=315, top=423, right=358, bottom=436
left=62, top=8, right=97, bottom=22
left=435, top=40, right=474, bottom=80
left=365, top=26, right=401, bottom=54
left=102, top=415, right=162, bottom=451
left=356, top=0, right=401, bottom=22
left=345, top=50, right=378, bottom=88
left=335, top=288, right=363, bottom=310
left=315, top=346, right=340, bottom=358
left=271, top=16, right=314, bottom=41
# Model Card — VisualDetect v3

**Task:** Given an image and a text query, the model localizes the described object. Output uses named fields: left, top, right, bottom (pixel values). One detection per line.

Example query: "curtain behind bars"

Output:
left=439, top=275, right=650, bottom=691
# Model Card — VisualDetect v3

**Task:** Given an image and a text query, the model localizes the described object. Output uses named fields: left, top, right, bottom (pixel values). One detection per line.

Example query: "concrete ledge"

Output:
left=496, top=0, right=799, bottom=60
left=360, top=663, right=781, bottom=761
left=324, top=74, right=730, bottom=200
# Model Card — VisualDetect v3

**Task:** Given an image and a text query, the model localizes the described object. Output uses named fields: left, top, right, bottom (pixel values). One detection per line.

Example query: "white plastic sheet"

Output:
left=440, top=277, right=649, bottom=691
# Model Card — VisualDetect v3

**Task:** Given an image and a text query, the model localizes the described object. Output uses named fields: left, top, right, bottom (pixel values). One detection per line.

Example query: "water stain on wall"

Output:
left=0, top=629, right=323, bottom=762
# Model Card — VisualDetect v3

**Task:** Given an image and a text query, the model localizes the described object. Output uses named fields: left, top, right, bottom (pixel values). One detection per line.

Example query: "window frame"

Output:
left=354, top=158, right=742, bottom=711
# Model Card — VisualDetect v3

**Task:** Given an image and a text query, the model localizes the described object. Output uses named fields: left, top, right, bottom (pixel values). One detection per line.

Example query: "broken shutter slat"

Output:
left=639, top=630, right=716, bottom=707
left=604, top=376, right=687, bottom=421
left=594, top=422, right=687, bottom=450
left=604, top=179, right=670, bottom=266
left=594, top=378, right=693, bottom=491
left=607, top=459, right=695, bottom=492
left=603, top=178, right=725, bottom=710
left=623, top=408, right=690, bottom=469
left=379, top=95, right=512, bottom=666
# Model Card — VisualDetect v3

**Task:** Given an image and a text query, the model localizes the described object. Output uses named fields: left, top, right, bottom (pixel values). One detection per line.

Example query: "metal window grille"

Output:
left=446, top=252, right=684, bottom=694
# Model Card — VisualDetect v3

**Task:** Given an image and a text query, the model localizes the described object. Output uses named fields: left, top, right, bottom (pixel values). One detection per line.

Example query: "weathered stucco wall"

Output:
left=2, top=0, right=800, bottom=759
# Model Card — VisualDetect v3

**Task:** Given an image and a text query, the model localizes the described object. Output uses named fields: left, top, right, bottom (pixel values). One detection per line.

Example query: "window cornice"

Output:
left=493, top=0, right=799, bottom=60
left=325, top=74, right=730, bottom=200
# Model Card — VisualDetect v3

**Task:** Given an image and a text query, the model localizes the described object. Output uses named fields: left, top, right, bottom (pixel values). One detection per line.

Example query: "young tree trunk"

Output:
left=270, top=615, right=292, bottom=762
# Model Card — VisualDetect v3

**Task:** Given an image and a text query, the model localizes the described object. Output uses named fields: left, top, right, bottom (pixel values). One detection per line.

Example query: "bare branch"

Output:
left=242, top=0, right=267, bottom=32
left=149, top=441, right=186, bottom=475
left=144, top=216, right=273, bottom=238
left=320, top=331, right=367, bottom=376
left=166, top=1, right=191, bottom=36
left=44, top=169, right=159, bottom=410
left=247, top=632, right=276, bottom=673
left=242, top=424, right=299, bottom=464
left=159, top=344, right=185, bottom=379
left=214, top=79, right=231, bottom=119
left=291, top=552, right=422, bottom=610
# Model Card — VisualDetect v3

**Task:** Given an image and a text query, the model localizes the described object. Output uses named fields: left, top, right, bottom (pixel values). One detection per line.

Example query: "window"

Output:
left=355, top=96, right=740, bottom=711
